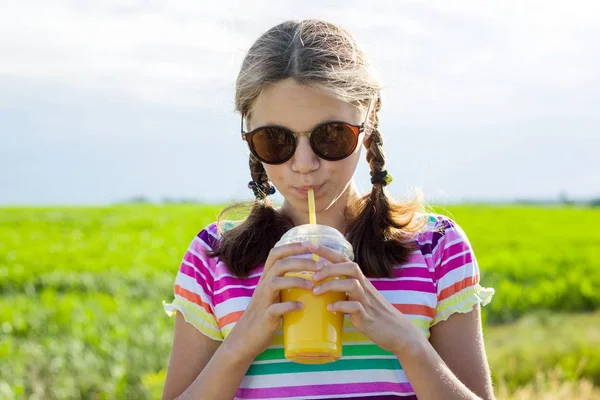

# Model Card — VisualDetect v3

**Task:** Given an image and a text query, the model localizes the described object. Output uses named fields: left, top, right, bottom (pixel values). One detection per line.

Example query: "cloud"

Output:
left=1, top=0, right=598, bottom=117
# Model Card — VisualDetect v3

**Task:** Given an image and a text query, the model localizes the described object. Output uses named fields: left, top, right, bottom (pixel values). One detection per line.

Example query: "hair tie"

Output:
left=370, top=170, right=393, bottom=186
left=248, top=181, right=276, bottom=199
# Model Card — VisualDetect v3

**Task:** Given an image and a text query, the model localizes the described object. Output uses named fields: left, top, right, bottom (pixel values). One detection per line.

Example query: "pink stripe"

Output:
left=436, top=251, right=474, bottom=280
left=183, top=251, right=214, bottom=288
left=214, top=275, right=260, bottom=292
left=214, top=287, right=256, bottom=303
left=392, top=266, right=432, bottom=279
left=443, top=240, right=470, bottom=260
left=236, top=382, right=414, bottom=399
left=180, top=264, right=212, bottom=298
left=372, top=279, right=436, bottom=293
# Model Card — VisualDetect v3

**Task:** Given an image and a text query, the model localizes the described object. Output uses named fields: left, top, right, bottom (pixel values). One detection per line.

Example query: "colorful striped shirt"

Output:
left=163, top=213, right=495, bottom=399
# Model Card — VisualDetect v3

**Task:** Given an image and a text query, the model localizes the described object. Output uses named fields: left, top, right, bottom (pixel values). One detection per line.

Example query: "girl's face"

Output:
left=248, top=78, right=369, bottom=216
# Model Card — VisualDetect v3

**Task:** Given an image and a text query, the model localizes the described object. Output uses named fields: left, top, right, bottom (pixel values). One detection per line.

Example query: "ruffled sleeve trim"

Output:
left=163, top=297, right=224, bottom=341
left=431, top=284, right=495, bottom=327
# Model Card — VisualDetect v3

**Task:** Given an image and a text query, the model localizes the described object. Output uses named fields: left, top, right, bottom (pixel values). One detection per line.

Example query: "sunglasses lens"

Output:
left=250, top=127, right=295, bottom=163
left=312, top=123, right=358, bottom=160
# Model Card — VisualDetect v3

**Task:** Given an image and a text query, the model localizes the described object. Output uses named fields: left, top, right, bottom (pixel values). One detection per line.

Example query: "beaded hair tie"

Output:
left=248, top=181, right=276, bottom=199
left=370, top=170, right=393, bottom=186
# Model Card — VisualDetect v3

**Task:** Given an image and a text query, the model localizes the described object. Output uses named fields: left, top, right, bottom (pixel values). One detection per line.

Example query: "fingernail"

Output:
left=327, top=304, right=333, bottom=311
left=313, top=272, right=321, bottom=281
left=308, top=243, right=319, bottom=251
left=305, top=280, right=313, bottom=288
left=313, top=285, right=321, bottom=294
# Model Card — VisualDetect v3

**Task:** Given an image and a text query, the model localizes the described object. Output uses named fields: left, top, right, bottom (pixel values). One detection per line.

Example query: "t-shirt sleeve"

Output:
left=430, top=216, right=495, bottom=326
left=162, top=225, right=224, bottom=341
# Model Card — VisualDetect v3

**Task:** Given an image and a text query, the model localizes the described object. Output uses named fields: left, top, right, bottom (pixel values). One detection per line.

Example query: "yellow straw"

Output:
left=308, top=189, right=319, bottom=261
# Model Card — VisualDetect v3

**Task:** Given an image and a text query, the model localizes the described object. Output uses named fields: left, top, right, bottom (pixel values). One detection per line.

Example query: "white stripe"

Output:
left=240, top=367, right=406, bottom=388
left=214, top=296, right=251, bottom=316
left=181, top=259, right=213, bottom=293
left=175, top=273, right=213, bottom=306
left=437, top=262, right=476, bottom=293
left=250, top=354, right=398, bottom=366
left=380, top=289, right=436, bottom=307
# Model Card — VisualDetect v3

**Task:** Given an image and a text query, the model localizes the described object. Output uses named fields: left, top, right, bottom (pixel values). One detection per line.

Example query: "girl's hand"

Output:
left=309, top=243, right=421, bottom=354
left=225, top=242, right=322, bottom=361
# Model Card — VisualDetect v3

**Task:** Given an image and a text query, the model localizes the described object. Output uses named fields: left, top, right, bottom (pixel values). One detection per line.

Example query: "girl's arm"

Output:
left=162, top=312, right=253, bottom=400
left=394, top=305, right=495, bottom=400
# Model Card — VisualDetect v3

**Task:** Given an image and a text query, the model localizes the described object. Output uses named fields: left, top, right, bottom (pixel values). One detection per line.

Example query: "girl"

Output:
left=162, top=19, right=495, bottom=400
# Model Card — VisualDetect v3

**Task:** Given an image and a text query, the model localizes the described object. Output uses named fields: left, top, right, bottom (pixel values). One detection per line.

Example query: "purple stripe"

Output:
left=180, top=264, right=212, bottom=297
left=372, top=279, right=436, bottom=293
left=198, top=226, right=218, bottom=249
left=236, top=382, right=415, bottom=399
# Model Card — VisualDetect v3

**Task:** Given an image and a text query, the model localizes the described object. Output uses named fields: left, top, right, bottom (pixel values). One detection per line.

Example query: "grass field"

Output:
left=1, top=204, right=598, bottom=399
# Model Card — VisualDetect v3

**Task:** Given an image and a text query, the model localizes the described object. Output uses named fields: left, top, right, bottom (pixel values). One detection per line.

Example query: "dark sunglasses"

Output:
left=241, top=101, right=372, bottom=165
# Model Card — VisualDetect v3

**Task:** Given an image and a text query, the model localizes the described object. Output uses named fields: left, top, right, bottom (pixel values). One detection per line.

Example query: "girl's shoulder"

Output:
left=196, top=220, right=244, bottom=248
left=413, top=212, right=460, bottom=237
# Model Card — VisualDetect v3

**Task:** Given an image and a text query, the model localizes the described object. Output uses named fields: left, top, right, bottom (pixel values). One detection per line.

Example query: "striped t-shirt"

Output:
left=163, top=213, right=494, bottom=399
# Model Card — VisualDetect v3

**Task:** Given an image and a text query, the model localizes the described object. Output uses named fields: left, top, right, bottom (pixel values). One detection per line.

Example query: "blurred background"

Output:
left=0, top=1, right=599, bottom=399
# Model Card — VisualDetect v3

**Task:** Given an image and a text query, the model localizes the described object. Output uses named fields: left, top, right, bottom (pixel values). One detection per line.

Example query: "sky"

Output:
left=1, top=0, right=598, bottom=206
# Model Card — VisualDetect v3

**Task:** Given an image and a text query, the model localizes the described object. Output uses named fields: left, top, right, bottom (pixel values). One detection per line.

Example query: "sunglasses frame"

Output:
left=241, top=99, right=373, bottom=165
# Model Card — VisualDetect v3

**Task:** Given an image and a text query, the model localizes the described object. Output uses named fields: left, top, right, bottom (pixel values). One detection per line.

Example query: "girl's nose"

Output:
left=291, top=135, right=319, bottom=173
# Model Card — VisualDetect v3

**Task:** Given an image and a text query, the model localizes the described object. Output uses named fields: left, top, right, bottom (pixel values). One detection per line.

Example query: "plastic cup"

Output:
left=275, top=224, right=354, bottom=364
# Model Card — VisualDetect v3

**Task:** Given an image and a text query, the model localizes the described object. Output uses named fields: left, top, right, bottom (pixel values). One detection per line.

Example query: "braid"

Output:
left=249, top=154, right=272, bottom=201
left=365, top=97, right=387, bottom=186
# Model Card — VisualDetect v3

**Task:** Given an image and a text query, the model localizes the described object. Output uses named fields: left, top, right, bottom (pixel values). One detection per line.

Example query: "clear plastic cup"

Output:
left=275, top=224, right=354, bottom=364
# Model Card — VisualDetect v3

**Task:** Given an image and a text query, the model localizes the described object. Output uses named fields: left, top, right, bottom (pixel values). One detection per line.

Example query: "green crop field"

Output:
left=1, top=205, right=599, bottom=399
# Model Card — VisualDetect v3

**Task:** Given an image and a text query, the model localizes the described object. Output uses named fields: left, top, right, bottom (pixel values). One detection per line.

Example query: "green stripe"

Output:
left=255, top=344, right=393, bottom=361
left=247, top=358, right=402, bottom=376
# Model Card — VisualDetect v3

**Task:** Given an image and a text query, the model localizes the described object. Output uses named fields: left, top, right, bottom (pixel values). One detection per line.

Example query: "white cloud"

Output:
left=0, top=0, right=598, bottom=120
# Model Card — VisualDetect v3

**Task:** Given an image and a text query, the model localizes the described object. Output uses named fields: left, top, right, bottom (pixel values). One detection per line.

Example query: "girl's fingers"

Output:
left=270, top=276, right=313, bottom=291
left=267, top=301, right=303, bottom=318
left=328, top=301, right=365, bottom=315
left=264, top=242, right=311, bottom=272
left=314, top=278, right=364, bottom=300
left=313, top=261, right=363, bottom=282
left=270, top=257, right=323, bottom=277
left=307, top=243, right=350, bottom=264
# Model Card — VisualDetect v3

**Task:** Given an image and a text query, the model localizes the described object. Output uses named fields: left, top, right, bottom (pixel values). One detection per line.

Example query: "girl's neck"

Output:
left=279, top=181, right=359, bottom=235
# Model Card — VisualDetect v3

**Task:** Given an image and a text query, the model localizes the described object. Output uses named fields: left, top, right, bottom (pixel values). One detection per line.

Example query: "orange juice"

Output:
left=281, top=272, right=346, bottom=364
left=274, top=224, right=354, bottom=364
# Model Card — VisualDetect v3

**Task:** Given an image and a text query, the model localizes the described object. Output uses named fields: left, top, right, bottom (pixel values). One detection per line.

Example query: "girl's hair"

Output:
left=210, top=19, right=429, bottom=278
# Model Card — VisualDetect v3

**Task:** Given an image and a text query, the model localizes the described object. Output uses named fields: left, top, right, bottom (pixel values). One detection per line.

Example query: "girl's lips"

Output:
left=293, top=183, right=325, bottom=197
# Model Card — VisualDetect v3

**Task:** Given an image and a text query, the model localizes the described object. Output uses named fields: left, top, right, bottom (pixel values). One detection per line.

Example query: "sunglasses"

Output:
left=241, top=101, right=372, bottom=165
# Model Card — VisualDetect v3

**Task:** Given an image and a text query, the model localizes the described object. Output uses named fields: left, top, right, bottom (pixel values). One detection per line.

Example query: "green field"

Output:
left=1, top=205, right=599, bottom=399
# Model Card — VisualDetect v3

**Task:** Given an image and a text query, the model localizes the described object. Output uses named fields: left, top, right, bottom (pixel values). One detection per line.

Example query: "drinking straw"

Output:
left=308, top=189, right=319, bottom=261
